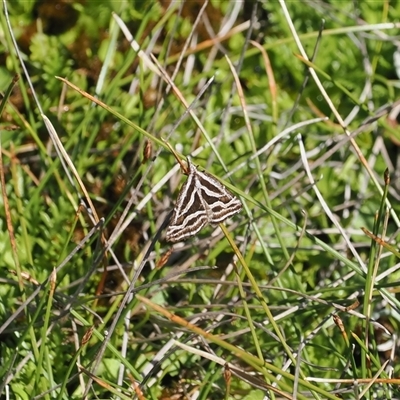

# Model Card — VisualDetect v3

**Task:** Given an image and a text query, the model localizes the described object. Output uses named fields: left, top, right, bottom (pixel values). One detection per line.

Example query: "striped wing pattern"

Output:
left=166, top=159, right=242, bottom=242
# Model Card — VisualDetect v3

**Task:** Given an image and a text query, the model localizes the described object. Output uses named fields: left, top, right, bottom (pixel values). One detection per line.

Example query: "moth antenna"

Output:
left=162, top=138, right=189, bottom=175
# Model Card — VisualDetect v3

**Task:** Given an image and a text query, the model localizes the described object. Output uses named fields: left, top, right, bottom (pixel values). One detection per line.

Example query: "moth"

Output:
left=166, top=158, right=242, bottom=242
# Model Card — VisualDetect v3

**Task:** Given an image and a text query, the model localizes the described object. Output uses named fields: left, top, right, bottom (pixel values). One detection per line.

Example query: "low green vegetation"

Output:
left=1, top=1, right=400, bottom=399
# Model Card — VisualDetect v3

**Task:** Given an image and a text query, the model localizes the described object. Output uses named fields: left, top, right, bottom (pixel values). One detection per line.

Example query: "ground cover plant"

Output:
left=1, top=1, right=400, bottom=399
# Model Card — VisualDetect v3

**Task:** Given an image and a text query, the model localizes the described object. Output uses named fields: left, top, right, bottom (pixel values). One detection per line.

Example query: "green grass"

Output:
left=1, top=1, right=400, bottom=399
